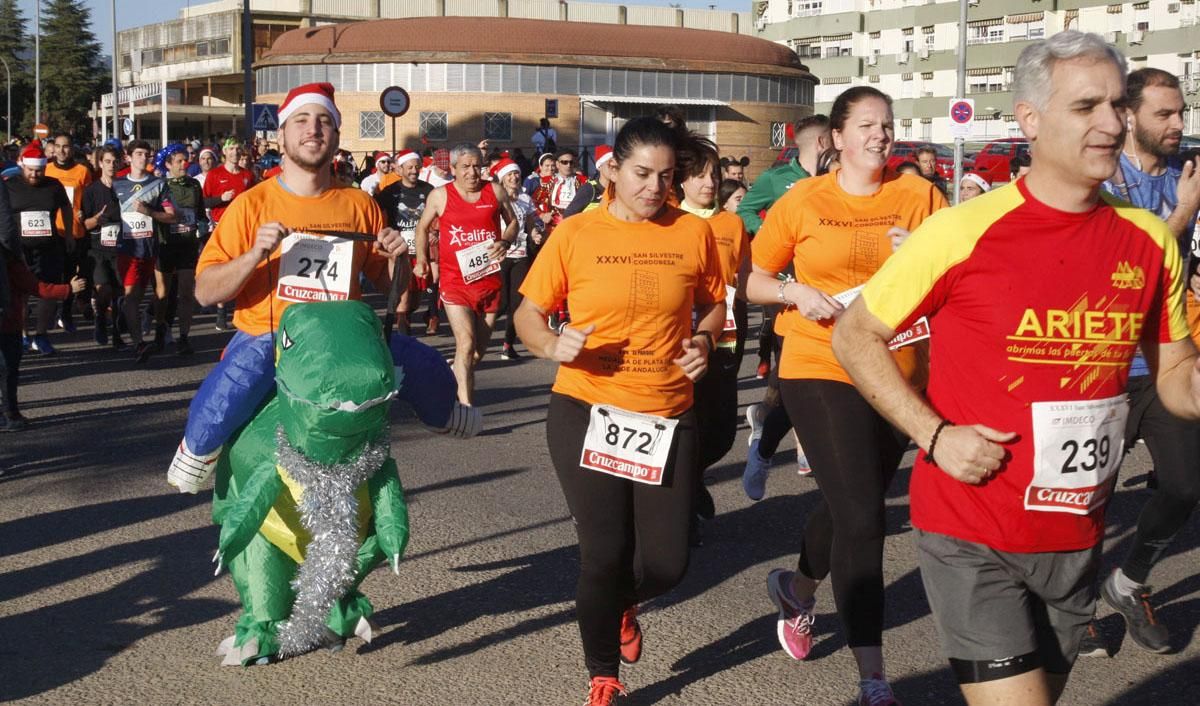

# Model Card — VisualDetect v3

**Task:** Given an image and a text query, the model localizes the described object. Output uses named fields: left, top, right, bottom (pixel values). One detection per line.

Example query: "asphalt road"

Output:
left=1, top=304, right=1197, bottom=705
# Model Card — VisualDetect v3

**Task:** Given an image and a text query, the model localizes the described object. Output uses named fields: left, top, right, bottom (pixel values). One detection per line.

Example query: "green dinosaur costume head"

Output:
left=274, top=300, right=396, bottom=463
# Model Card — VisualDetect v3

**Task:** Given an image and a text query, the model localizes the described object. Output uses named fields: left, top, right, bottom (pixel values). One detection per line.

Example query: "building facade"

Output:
left=99, top=0, right=753, bottom=144
left=254, top=17, right=816, bottom=174
left=755, top=0, right=1200, bottom=143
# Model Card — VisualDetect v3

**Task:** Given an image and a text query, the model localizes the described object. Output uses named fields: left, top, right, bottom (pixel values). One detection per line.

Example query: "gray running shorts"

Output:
left=915, top=529, right=1101, bottom=679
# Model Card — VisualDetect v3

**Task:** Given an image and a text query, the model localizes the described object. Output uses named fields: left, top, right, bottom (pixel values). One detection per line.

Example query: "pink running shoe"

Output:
left=766, top=568, right=815, bottom=660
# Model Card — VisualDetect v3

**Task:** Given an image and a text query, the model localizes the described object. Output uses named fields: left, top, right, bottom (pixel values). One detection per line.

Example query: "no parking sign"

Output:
left=948, top=98, right=974, bottom=139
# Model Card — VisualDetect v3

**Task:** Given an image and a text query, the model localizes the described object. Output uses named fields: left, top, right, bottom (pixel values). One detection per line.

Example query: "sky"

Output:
left=18, top=0, right=750, bottom=57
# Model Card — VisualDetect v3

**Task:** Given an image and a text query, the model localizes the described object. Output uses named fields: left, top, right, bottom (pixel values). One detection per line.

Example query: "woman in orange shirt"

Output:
left=675, top=138, right=751, bottom=528
left=515, top=117, right=726, bottom=706
left=746, top=86, right=947, bottom=704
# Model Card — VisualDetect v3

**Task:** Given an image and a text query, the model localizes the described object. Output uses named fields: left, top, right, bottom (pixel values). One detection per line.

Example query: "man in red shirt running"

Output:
left=413, top=143, right=517, bottom=407
left=202, top=137, right=255, bottom=330
left=833, top=32, right=1200, bottom=705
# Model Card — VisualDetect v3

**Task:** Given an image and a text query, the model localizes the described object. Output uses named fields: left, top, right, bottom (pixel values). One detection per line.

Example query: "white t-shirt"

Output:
left=360, top=172, right=382, bottom=196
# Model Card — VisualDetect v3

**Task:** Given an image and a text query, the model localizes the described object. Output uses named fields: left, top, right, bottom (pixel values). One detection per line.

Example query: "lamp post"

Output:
left=34, top=0, right=39, bottom=126
left=0, top=56, right=10, bottom=143
left=112, top=0, right=119, bottom=139
left=953, top=0, right=967, bottom=204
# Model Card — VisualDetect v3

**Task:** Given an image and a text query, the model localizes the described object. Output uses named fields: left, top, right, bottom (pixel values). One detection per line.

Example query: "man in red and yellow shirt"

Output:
left=833, top=32, right=1199, bottom=705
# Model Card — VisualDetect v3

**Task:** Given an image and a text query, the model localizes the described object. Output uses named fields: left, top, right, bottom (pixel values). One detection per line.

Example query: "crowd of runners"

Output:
left=3, top=29, right=1200, bottom=706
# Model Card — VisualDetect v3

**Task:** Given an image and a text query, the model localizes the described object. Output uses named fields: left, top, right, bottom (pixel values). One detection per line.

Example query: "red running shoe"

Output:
left=586, top=676, right=628, bottom=705
left=619, top=605, right=642, bottom=665
left=756, top=360, right=770, bottom=379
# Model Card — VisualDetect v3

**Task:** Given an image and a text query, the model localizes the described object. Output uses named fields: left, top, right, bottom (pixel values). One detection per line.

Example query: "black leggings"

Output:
left=780, top=378, right=907, bottom=648
left=498, top=256, right=530, bottom=346
left=758, top=335, right=794, bottom=459
left=547, top=393, right=697, bottom=678
left=758, top=305, right=779, bottom=365
left=0, top=332, right=22, bottom=415
left=1121, top=375, right=1200, bottom=584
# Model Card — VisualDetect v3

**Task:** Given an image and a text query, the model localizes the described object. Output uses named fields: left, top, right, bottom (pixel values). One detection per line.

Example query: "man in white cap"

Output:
left=375, top=149, right=435, bottom=335
left=959, top=172, right=991, bottom=202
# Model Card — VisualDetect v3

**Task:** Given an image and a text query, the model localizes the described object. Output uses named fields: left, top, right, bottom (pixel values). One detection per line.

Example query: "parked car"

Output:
left=971, top=138, right=1030, bottom=184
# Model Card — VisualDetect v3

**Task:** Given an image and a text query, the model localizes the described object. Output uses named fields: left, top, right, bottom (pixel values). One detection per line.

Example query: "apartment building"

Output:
left=755, top=0, right=1200, bottom=143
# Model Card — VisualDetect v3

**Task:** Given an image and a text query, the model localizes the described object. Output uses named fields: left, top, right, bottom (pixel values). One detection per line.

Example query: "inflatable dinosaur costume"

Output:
left=201, top=300, right=454, bottom=666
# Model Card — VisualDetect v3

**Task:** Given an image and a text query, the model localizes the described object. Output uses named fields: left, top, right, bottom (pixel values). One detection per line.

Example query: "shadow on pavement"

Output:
left=0, top=526, right=231, bottom=701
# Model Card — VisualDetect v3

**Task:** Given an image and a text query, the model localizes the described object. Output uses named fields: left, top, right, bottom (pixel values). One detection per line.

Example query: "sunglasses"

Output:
left=558, top=159, right=575, bottom=165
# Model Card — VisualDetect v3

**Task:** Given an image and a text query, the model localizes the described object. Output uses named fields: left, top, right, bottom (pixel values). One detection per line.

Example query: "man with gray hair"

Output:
left=831, top=31, right=1200, bottom=704
left=414, top=142, right=518, bottom=407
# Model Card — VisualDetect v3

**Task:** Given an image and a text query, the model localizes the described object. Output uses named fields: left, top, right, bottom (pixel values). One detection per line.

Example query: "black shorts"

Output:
left=23, top=243, right=66, bottom=284
left=157, top=240, right=200, bottom=274
left=93, top=250, right=121, bottom=288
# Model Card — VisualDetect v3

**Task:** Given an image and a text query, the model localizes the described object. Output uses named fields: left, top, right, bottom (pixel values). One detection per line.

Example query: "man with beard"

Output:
left=8, top=144, right=73, bottom=354
left=413, top=143, right=517, bottom=407
left=45, top=133, right=94, bottom=333
left=375, top=149, right=434, bottom=335
left=1077, top=67, right=1200, bottom=658
left=170, top=82, right=408, bottom=481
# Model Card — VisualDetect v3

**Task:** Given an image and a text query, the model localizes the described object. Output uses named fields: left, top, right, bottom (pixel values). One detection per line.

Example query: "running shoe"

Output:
left=745, top=402, right=767, bottom=447
left=215, top=308, right=230, bottom=331
left=766, top=568, right=815, bottom=660
left=792, top=430, right=813, bottom=477
left=1076, top=621, right=1110, bottom=658
left=858, top=673, right=901, bottom=706
left=619, top=605, right=642, bottom=665
left=756, top=360, right=770, bottom=379
left=585, top=677, right=627, bottom=706
left=743, top=439, right=771, bottom=501
left=31, top=335, right=56, bottom=355
left=57, top=316, right=76, bottom=333
left=176, top=337, right=194, bottom=356
left=500, top=343, right=521, bottom=361
left=425, top=314, right=439, bottom=336
left=135, top=341, right=153, bottom=364
left=1100, top=570, right=1170, bottom=653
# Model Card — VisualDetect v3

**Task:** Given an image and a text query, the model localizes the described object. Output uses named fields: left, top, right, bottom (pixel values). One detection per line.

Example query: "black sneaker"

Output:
left=500, top=344, right=520, bottom=361
left=1077, top=621, right=1110, bottom=658
left=1101, top=570, right=1171, bottom=654
left=135, top=341, right=153, bottom=364
left=176, top=337, right=194, bottom=356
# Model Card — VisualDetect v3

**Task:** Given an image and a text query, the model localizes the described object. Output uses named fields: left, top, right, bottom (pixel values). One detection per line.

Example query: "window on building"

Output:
left=901, top=118, right=913, bottom=139
left=360, top=111, right=385, bottom=140
left=921, top=118, right=932, bottom=141
left=822, top=34, right=853, bottom=57
left=483, top=112, right=512, bottom=142
left=968, top=20, right=1005, bottom=45
left=420, top=111, right=448, bottom=141
left=794, top=37, right=822, bottom=59
left=922, top=26, right=935, bottom=49
left=1007, top=13, right=1046, bottom=40
left=793, top=0, right=822, bottom=17
left=901, top=73, right=914, bottom=98
left=770, top=122, right=787, bottom=148
left=869, top=31, right=882, bottom=56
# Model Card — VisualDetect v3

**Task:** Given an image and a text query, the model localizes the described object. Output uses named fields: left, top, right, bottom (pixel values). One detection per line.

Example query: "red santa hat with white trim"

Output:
left=278, top=82, right=341, bottom=129
left=594, top=145, right=614, bottom=169
left=20, top=144, right=46, bottom=169
left=489, top=158, right=520, bottom=181
left=394, top=149, right=419, bottom=167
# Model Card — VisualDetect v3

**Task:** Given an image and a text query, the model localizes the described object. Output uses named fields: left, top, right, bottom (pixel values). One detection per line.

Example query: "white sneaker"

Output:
left=746, top=403, right=767, bottom=447
left=167, top=439, right=223, bottom=494
left=792, top=429, right=812, bottom=476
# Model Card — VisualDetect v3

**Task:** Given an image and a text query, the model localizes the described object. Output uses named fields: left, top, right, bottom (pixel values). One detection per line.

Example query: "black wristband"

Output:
left=694, top=330, right=715, bottom=354
left=924, top=419, right=953, bottom=466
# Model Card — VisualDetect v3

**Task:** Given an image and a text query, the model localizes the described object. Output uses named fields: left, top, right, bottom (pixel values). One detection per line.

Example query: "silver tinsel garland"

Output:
left=275, top=426, right=389, bottom=658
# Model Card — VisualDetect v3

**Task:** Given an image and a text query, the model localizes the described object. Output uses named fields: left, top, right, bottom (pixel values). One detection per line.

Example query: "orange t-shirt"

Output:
left=708, top=210, right=750, bottom=286
left=520, top=205, right=726, bottom=417
left=45, top=161, right=93, bottom=238
left=196, top=178, right=389, bottom=336
left=752, top=170, right=947, bottom=383
left=378, top=172, right=402, bottom=191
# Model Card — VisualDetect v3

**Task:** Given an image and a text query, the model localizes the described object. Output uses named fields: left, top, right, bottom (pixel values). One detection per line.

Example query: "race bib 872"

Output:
left=580, top=405, right=679, bottom=485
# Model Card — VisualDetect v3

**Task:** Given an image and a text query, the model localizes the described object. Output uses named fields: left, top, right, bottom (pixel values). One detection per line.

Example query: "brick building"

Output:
left=254, top=16, right=817, bottom=176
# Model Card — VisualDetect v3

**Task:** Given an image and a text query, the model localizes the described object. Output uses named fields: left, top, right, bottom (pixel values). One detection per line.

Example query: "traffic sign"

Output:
left=948, top=98, right=975, bottom=139
left=122, top=118, right=134, bottom=137
left=379, top=86, right=410, bottom=118
left=33, top=123, right=48, bottom=139
left=252, top=103, right=279, bottom=132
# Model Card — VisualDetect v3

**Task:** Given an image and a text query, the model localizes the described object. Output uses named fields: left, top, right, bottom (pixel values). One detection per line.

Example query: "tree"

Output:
left=0, top=0, right=31, bottom=139
left=37, top=0, right=105, bottom=137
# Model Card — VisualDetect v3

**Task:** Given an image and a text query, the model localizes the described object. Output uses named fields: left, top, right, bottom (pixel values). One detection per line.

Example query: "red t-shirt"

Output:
left=438, top=182, right=502, bottom=294
left=202, top=164, right=256, bottom=224
left=863, top=179, right=1189, bottom=553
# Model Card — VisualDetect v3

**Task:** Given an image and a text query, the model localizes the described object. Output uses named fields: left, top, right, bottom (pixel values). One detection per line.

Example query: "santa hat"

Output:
left=594, top=145, right=613, bottom=169
left=20, top=144, right=46, bottom=168
left=490, top=158, right=519, bottom=180
left=961, top=172, right=991, bottom=192
left=373, top=151, right=391, bottom=162
left=279, top=82, right=341, bottom=129
left=199, top=147, right=217, bottom=160
left=395, top=149, right=419, bottom=166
